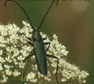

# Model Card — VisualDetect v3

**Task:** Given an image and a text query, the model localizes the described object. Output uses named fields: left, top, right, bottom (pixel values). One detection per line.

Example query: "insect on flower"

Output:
left=4, top=0, right=60, bottom=84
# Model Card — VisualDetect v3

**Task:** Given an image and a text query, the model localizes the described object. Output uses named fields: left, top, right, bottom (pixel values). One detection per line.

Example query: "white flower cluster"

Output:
left=0, top=21, right=89, bottom=84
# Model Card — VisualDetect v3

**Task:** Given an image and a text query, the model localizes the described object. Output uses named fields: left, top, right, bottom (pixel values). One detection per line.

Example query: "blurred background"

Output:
left=0, top=0, right=93, bottom=84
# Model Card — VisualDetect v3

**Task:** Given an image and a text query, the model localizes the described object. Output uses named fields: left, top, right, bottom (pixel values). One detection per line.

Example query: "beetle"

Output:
left=4, top=0, right=60, bottom=84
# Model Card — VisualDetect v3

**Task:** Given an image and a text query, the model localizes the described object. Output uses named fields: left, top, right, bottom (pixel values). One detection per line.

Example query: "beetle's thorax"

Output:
left=32, top=29, right=42, bottom=41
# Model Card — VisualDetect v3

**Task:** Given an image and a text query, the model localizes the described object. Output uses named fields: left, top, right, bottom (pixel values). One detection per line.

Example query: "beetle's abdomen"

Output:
left=34, top=41, right=47, bottom=76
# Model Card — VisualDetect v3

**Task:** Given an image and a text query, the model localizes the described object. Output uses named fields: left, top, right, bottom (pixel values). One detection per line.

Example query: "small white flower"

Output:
left=44, top=76, right=51, bottom=81
left=24, top=83, right=27, bottom=84
left=26, top=72, right=36, bottom=82
left=38, top=72, right=44, bottom=78
left=0, top=50, right=3, bottom=55
left=4, top=64, right=10, bottom=69
left=5, top=56, right=12, bottom=63
left=82, top=80, right=86, bottom=83
left=0, top=63, right=3, bottom=70
left=1, top=30, right=7, bottom=36
left=17, top=56, right=25, bottom=61
left=18, top=61, right=25, bottom=69
left=0, top=57, right=5, bottom=63
left=13, top=70, right=21, bottom=77
left=61, top=78, right=67, bottom=82
left=1, top=75, right=8, bottom=83
left=5, top=69, right=12, bottom=76
left=13, top=48, right=19, bottom=57
left=13, top=59, right=18, bottom=65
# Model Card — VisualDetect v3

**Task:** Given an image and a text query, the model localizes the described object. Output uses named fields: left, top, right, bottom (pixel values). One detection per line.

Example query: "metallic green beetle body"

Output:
left=32, top=29, right=47, bottom=75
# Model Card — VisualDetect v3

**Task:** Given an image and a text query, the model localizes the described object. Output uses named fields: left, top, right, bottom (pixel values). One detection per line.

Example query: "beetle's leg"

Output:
left=42, top=38, right=47, bottom=41
left=46, top=54, right=60, bottom=84
left=17, top=42, right=33, bottom=49
left=24, top=50, right=34, bottom=62
left=44, top=42, right=50, bottom=51
left=26, top=37, right=33, bottom=41
left=22, top=42, right=33, bottom=47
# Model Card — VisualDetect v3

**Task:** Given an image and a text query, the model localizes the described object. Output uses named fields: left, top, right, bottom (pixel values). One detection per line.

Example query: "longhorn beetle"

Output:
left=4, top=0, right=60, bottom=84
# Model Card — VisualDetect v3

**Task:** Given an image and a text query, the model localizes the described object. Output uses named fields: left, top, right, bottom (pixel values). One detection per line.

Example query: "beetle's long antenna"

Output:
left=38, top=0, right=58, bottom=29
left=4, top=0, right=34, bottom=29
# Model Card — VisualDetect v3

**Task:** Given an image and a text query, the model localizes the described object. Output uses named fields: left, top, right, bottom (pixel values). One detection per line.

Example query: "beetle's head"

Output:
left=32, top=28, right=42, bottom=41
